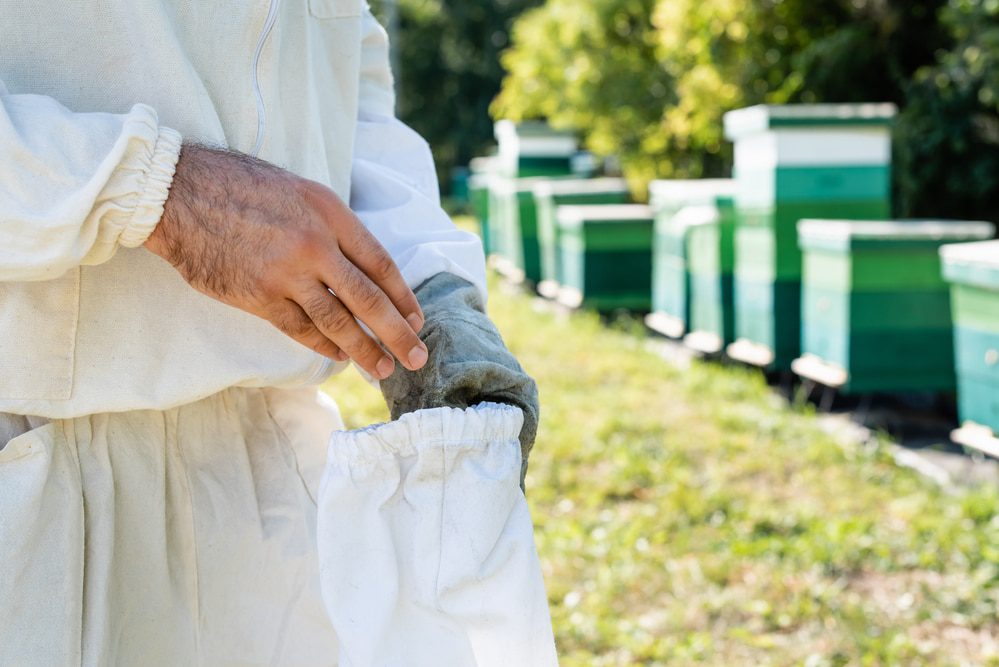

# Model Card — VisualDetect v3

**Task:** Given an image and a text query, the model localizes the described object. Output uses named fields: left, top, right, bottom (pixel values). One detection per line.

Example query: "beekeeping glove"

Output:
left=379, top=272, right=539, bottom=488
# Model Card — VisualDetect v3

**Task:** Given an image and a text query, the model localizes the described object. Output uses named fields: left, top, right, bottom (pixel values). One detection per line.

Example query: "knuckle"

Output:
left=315, top=300, right=355, bottom=334
left=272, top=309, right=313, bottom=339
left=387, top=324, right=416, bottom=350
left=369, top=251, right=398, bottom=282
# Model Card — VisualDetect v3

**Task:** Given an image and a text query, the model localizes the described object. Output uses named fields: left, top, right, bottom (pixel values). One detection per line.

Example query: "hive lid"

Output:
left=533, top=177, right=629, bottom=197
left=724, top=103, right=898, bottom=140
left=798, top=219, right=995, bottom=243
left=670, top=205, right=722, bottom=230
left=494, top=119, right=578, bottom=157
left=556, top=204, right=654, bottom=225
left=648, top=179, right=737, bottom=208
left=490, top=174, right=580, bottom=194
left=940, top=240, right=999, bottom=289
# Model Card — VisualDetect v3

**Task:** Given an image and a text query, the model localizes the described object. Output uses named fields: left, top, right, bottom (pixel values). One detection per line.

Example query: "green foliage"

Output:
left=326, top=236, right=999, bottom=664
left=494, top=0, right=997, bottom=219
left=369, top=0, right=543, bottom=191
left=894, top=0, right=999, bottom=221
left=492, top=0, right=674, bottom=194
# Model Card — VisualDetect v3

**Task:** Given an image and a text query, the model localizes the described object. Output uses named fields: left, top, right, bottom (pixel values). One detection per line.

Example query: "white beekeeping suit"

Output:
left=0, top=0, right=556, bottom=663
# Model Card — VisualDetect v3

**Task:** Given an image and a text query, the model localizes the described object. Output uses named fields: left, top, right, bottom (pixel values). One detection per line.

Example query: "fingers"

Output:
left=297, top=283, right=406, bottom=380
left=318, top=196, right=424, bottom=332
left=321, top=258, right=429, bottom=373
left=268, top=300, right=349, bottom=362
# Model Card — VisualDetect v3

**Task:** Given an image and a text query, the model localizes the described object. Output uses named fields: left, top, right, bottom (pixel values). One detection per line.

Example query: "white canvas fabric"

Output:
left=318, top=402, right=559, bottom=667
left=0, top=391, right=556, bottom=665
left=0, top=1, right=486, bottom=419
left=0, top=386, right=342, bottom=665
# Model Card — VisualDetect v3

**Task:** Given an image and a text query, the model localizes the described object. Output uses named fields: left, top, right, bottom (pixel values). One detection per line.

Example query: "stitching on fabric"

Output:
left=171, top=408, right=203, bottom=656
left=58, top=419, right=86, bottom=664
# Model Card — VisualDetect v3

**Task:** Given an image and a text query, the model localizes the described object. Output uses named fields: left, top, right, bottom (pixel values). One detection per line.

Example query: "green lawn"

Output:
left=324, top=260, right=999, bottom=666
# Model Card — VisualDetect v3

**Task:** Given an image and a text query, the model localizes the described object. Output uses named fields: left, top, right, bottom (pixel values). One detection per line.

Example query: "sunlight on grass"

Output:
left=323, top=229, right=999, bottom=665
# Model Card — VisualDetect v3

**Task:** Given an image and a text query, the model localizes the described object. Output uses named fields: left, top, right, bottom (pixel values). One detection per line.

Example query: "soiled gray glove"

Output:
left=379, top=272, right=539, bottom=488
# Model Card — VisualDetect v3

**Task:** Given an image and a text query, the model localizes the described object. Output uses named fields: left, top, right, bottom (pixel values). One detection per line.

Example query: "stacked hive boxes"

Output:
left=794, top=220, right=994, bottom=393
left=942, top=241, right=999, bottom=457
left=488, top=121, right=579, bottom=283
left=532, top=178, right=631, bottom=297
left=723, top=104, right=897, bottom=370
left=555, top=204, right=655, bottom=311
left=647, top=180, right=737, bottom=340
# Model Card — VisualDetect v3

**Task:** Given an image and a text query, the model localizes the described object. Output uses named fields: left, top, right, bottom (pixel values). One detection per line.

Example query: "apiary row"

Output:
left=467, top=108, right=998, bottom=456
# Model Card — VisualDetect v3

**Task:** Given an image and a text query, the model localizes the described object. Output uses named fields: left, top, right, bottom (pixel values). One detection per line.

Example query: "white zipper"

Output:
left=250, top=0, right=282, bottom=156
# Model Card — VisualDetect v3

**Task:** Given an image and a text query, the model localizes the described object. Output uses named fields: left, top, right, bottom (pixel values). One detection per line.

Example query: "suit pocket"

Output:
left=0, top=267, right=80, bottom=401
left=308, top=0, right=362, bottom=19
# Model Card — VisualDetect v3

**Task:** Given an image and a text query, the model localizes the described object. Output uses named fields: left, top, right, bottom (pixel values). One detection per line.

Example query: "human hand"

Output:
left=145, top=143, right=427, bottom=380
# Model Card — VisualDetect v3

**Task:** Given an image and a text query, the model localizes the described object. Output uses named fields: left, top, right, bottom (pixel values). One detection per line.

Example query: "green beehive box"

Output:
left=647, top=179, right=737, bottom=339
left=941, top=240, right=999, bottom=457
left=675, top=201, right=738, bottom=355
left=468, top=156, right=498, bottom=255
left=555, top=204, right=655, bottom=311
left=488, top=176, right=574, bottom=284
left=494, top=120, right=578, bottom=178
left=723, top=103, right=897, bottom=370
left=793, top=220, right=994, bottom=394
left=533, top=178, right=631, bottom=297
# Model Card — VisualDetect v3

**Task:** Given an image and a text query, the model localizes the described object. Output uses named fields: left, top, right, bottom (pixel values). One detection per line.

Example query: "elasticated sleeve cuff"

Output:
left=325, top=402, right=524, bottom=471
left=116, top=124, right=182, bottom=248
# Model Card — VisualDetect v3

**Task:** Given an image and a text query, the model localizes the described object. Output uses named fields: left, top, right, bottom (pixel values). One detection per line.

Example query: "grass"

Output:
left=323, top=241, right=999, bottom=666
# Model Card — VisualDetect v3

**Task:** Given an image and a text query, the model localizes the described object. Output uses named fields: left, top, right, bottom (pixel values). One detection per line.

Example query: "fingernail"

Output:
left=408, top=344, right=428, bottom=369
left=376, top=356, right=394, bottom=379
left=406, top=312, right=424, bottom=333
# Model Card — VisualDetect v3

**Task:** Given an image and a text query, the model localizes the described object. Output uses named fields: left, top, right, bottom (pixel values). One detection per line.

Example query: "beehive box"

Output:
left=533, top=178, right=631, bottom=297
left=555, top=204, right=655, bottom=311
left=646, top=180, right=737, bottom=339
left=723, top=103, right=897, bottom=369
left=487, top=176, right=577, bottom=284
left=675, top=202, right=738, bottom=355
left=941, top=240, right=999, bottom=457
left=468, top=156, right=498, bottom=255
left=793, top=220, right=994, bottom=394
left=494, top=120, right=578, bottom=178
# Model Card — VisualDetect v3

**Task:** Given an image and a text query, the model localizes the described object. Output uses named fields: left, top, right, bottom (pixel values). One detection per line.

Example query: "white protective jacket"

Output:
left=0, top=0, right=486, bottom=419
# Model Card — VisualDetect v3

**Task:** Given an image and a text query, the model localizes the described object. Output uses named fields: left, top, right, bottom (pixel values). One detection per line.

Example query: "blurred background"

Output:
left=329, top=1, right=999, bottom=665
left=370, top=0, right=997, bottom=220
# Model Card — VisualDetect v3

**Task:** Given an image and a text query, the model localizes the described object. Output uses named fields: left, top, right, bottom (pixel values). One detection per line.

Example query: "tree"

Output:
left=371, top=0, right=544, bottom=192
left=894, top=0, right=999, bottom=221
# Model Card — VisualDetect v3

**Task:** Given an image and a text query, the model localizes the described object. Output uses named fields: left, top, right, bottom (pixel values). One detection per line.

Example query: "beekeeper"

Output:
left=0, top=1, right=540, bottom=663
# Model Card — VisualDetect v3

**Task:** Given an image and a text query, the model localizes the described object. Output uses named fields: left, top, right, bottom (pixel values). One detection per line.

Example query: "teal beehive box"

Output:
left=723, top=103, right=897, bottom=370
left=672, top=202, right=738, bottom=355
left=941, top=240, right=999, bottom=458
left=532, top=178, right=631, bottom=298
left=555, top=204, right=655, bottom=311
left=646, top=180, right=737, bottom=339
left=793, top=220, right=994, bottom=393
